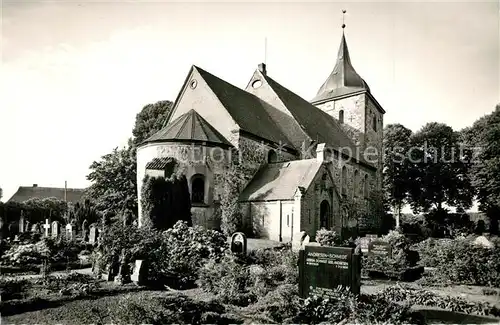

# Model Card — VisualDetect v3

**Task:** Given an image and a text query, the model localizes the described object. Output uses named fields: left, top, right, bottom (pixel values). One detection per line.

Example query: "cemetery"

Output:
left=1, top=4, right=499, bottom=323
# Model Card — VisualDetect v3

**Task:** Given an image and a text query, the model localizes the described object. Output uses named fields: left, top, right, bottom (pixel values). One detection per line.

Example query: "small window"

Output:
left=353, top=170, right=360, bottom=197
left=190, top=79, right=197, bottom=89
left=372, top=116, right=377, bottom=131
left=287, top=214, right=290, bottom=227
left=191, top=175, right=205, bottom=204
left=252, top=80, right=262, bottom=89
left=267, top=149, right=277, bottom=163
left=339, top=110, right=344, bottom=124
left=308, top=209, right=311, bottom=224
left=341, top=166, right=347, bottom=195
left=364, top=174, right=369, bottom=198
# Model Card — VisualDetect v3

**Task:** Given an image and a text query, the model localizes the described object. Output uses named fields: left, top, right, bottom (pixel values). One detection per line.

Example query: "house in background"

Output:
left=7, top=183, right=86, bottom=204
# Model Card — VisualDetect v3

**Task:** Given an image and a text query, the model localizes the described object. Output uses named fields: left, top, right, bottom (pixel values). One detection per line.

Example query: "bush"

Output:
left=316, top=228, right=342, bottom=247
left=418, top=236, right=500, bottom=287
left=114, top=292, right=233, bottom=324
left=198, top=248, right=299, bottom=306
left=379, top=285, right=500, bottom=318
left=94, top=221, right=227, bottom=287
left=0, top=278, right=29, bottom=301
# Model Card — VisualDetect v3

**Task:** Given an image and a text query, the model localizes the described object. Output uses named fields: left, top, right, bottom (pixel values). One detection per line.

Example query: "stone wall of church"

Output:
left=365, top=96, right=384, bottom=191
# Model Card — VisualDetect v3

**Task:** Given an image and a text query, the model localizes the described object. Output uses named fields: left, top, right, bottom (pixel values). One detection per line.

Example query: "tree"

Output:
left=85, top=145, right=138, bottom=217
left=464, top=104, right=500, bottom=234
left=383, top=124, right=413, bottom=228
left=141, top=158, right=191, bottom=230
left=408, top=122, right=474, bottom=214
left=132, top=100, right=173, bottom=146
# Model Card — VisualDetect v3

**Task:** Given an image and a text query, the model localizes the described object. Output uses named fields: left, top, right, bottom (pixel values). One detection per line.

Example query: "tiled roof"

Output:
left=239, top=159, right=323, bottom=202
left=260, top=73, right=371, bottom=166
left=145, top=157, right=173, bottom=170
left=144, top=109, right=232, bottom=147
left=7, top=186, right=85, bottom=203
left=195, top=66, right=295, bottom=151
left=311, top=33, right=370, bottom=104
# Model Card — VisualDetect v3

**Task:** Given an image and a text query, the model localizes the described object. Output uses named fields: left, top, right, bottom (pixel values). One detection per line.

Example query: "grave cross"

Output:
left=43, top=219, right=51, bottom=237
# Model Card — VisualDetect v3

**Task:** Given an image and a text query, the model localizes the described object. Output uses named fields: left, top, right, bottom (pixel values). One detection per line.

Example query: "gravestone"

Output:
left=43, top=219, right=51, bottom=237
left=19, top=212, right=26, bottom=233
left=230, top=232, right=247, bottom=255
left=293, top=231, right=310, bottom=251
left=65, top=224, right=74, bottom=241
left=131, top=260, right=147, bottom=285
left=359, top=237, right=371, bottom=253
left=473, top=235, right=494, bottom=249
left=89, top=225, right=98, bottom=244
left=25, top=221, right=31, bottom=233
left=51, top=221, right=60, bottom=238
left=298, top=244, right=361, bottom=297
left=368, top=240, right=392, bottom=258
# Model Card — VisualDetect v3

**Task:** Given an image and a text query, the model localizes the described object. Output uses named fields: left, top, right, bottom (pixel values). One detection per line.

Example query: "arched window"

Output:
left=364, top=174, right=369, bottom=198
left=353, top=170, right=360, bottom=197
left=372, top=116, right=377, bottom=131
left=339, top=110, right=344, bottom=124
left=267, top=149, right=277, bottom=163
left=341, top=166, right=347, bottom=196
left=191, top=174, right=205, bottom=204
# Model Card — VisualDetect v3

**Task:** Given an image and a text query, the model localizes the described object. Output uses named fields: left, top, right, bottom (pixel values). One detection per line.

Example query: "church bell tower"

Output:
left=311, top=12, right=385, bottom=189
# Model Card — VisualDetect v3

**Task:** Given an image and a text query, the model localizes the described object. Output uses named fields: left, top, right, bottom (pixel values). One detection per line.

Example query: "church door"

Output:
left=320, top=200, right=331, bottom=229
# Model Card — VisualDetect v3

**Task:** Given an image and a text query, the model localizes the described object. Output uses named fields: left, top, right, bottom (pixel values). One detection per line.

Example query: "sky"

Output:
left=1, top=0, right=499, bottom=203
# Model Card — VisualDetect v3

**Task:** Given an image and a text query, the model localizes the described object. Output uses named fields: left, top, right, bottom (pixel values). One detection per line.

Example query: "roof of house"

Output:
left=238, top=159, right=323, bottom=202
left=144, top=109, right=232, bottom=147
left=195, top=66, right=295, bottom=151
left=7, top=185, right=86, bottom=203
left=311, top=32, right=370, bottom=104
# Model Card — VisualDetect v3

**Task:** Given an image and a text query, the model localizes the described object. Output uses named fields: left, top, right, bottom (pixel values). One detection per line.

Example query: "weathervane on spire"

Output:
left=342, top=9, right=346, bottom=29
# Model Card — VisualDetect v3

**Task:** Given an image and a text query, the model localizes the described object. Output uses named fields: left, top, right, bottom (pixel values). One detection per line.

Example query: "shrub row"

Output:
left=415, top=236, right=500, bottom=287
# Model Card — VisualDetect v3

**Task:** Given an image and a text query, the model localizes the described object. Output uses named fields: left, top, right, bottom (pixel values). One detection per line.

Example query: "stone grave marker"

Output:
left=89, top=225, right=98, bottom=244
left=51, top=221, right=60, bottom=238
left=230, top=232, right=247, bottom=255
left=298, top=244, right=361, bottom=297
left=43, top=219, right=51, bottom=237
left=359, top=237, right=371, bottom=253
left=25, top=220, right=31, bottom=233
left=65, top=224, right=74, bottom=241
left=368, top=240, right=392, bottom=258
left=473, top=235, right=494, bottom=249
left=131, top=260, right=147, bottom=285
left=19, top=212, right=26, bottom=233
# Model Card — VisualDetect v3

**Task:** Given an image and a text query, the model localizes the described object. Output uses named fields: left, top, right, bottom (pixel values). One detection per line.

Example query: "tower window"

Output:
left=364, top=174, right=369, bottom=198
left=341, top=166, right=347, bottom=195
left=191, top=174, right=205, bottom=204
left=353, top=170, right=360, bottom=197
left=372, top=116, right=377, bottom=131
left=339, top=110, right=344, bottom=124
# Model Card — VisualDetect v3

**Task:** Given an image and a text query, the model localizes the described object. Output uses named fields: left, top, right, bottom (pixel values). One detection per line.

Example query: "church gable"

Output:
left=166, top=66, right=241, bottom=147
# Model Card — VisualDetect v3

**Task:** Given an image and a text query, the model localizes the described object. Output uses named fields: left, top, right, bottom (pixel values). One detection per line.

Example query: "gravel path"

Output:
left=1, top=267, right=93, bottom=281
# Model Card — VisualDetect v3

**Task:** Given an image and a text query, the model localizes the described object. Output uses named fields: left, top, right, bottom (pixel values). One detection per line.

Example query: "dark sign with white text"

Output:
left=299, top=245, right=360, bottom=298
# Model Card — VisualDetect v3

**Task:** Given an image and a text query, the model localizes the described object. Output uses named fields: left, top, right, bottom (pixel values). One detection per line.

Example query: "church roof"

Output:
left=311, top=32, right=370, bottom=104
left=195, top=66, right=295, bottom=151
left=144, top=109, right=232, bottom=147
left=257, top=72, right=372, bottom=167
left=7, top=185, right=85, bottom=203
left=239, top=159, right=323, bottom=202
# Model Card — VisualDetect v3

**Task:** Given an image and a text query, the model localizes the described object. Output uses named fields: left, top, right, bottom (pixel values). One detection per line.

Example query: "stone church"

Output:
left=137, top=30, right=385, bottom=242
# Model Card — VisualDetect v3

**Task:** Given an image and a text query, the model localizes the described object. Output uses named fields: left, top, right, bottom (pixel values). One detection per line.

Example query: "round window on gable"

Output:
left=190, top=79, right=198, bottom=89
left=252, top=79, right=262, bottom=89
